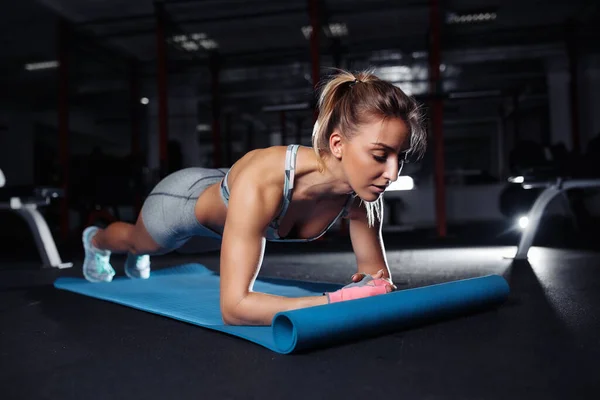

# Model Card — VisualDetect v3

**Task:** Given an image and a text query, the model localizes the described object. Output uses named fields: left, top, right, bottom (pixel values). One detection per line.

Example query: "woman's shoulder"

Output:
left=227, top=146, right=290, bottom=191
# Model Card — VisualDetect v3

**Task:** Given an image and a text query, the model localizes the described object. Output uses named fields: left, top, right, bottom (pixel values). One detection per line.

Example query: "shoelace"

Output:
left=93, top=252, right=113, bottom=274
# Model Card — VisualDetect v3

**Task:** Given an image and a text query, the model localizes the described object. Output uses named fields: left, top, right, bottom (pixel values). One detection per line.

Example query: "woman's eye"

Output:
left=373, top=155, right=387, bottom=163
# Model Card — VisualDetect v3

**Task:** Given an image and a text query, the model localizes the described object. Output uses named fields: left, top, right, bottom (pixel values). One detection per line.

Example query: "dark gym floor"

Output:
left=1, top=216, right=599, bottom=399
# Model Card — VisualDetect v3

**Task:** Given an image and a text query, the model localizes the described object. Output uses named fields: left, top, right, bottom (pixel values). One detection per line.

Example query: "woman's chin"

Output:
left=356, top=187, right=383, bottom=202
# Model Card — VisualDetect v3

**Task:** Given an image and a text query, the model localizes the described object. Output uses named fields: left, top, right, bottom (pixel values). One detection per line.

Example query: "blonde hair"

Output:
left=311, top=69, right=427, bottom=227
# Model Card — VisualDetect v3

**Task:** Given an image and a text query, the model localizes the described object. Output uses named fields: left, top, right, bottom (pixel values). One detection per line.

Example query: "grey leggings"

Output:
left=141, top=167, right=228, bottom=250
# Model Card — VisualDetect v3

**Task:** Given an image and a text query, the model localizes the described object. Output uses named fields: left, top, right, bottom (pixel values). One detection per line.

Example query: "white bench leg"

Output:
left=514, top=186, right=561, bottom=260
left=14, top=203, right=72, bottom=269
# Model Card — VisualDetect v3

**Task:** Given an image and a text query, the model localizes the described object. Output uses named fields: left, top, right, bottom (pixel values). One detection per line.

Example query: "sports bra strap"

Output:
left=269, top=144, right=300, bottom=233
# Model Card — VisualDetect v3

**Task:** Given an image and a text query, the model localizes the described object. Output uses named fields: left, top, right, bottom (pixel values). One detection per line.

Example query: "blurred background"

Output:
left=1, top=0, right=599, bottom=254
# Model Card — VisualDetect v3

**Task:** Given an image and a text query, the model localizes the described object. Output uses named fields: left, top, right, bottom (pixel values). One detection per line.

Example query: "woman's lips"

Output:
left=371, top=185, right=386, bottom=193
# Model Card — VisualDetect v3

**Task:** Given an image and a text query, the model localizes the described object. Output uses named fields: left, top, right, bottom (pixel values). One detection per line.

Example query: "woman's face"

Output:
left=339, top=117, right=410, bottom=202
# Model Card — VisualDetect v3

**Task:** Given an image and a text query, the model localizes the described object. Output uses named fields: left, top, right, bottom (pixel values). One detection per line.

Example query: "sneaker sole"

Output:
left=83, top=264, right=114, bottom=283
left=124, top=266, right=150, bottom=279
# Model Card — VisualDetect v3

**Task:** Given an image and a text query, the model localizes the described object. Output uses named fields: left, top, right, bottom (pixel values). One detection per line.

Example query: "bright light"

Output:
left=301, top=23, right=348, bottom=39
left=518, top=215, right=529, bottom=230
left=171, top=33, right=219, bottom=51
left=199, top=39, right=219, bottom=50
left=447, top=12, right=497, bottom=24
left=508, top=176, right=524, bottom=183
left=326, top=23, right=348, bottom=37
left=140, top=97, right=149, bottom=105
left=182, top=41, right=199, bottom=51
left=386, top=176, right=414, bottom=191
left=191, top=33, right=207, bottom=40
left=262, top=102, right=310, bottom=112
left=24, top=60, right=59, bottom=71
left=412, top=51, right=427, bottom=59
left=301, top=26, right=313, bottom=39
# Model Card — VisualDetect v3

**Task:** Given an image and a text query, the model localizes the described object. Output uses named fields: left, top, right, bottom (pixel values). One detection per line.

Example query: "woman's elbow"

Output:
left=221, top=296, right=269, bottom=326
left=220, top=297, right=247, bottom=326
left=221, top=309, right=244, bottom=325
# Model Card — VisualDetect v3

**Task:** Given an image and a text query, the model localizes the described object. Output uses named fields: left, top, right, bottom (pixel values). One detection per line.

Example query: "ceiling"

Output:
left=1, top=0, right=599, bottom=144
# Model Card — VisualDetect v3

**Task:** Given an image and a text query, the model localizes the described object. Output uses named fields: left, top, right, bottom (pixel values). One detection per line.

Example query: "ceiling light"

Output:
left=262, top=103, right=310, bottom=112
left=446, top=11, right=497, bottom=24
left=199, top=39, right=218, bottom=50
left=182, top=41, right=199, bottom=51
left=301, top=23, right=348, bottom=39
left=191, top=33, right=207, bottom=40
left=327, top=23, right=348, bottom=37
left=301, top=26, right=313, bottom=40
left=24, top=60, right=59, bottom=71
left=171, top=33, right=219, bottom=52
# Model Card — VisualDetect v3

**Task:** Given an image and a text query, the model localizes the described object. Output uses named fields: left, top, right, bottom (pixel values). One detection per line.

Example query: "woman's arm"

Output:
left=347, top=199, right=393, bottom=281
left=219, top=170, right=327, bottom=326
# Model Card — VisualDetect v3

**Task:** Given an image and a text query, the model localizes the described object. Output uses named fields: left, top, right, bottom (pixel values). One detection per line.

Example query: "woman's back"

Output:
left=195, top=145, right=352, bottom=241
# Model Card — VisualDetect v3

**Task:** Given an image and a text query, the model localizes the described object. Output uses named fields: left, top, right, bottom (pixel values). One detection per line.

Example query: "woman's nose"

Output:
left=382, top=159, right=399, bottom=182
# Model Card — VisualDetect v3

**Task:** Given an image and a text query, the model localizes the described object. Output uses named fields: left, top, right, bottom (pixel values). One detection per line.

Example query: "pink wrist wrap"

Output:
left=326, top=278, right=390, bottom=303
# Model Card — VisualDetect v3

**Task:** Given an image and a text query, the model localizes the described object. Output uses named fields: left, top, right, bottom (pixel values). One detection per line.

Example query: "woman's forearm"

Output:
left=222, top=291, right=328, bottom=326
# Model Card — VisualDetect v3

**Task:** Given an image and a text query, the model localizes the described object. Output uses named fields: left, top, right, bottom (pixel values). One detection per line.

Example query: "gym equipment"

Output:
left=513, top=178, right=600, bottom=260
left=54, top=263, right=509, bottom=354
left=0, top=168, right=72, bottom=269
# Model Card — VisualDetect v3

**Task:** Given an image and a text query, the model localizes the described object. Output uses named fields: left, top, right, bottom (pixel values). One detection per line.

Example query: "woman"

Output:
left=81, top=70, right=427, bottom=326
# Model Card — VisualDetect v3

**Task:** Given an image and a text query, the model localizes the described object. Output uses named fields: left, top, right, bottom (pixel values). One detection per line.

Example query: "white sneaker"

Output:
left=124, top=253, right=151, bottom=279
left=82, top=226, right=115, bottom=283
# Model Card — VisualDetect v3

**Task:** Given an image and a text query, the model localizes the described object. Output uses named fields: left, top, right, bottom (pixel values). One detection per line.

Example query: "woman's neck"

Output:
left=296, top=148, right=353, bottom=199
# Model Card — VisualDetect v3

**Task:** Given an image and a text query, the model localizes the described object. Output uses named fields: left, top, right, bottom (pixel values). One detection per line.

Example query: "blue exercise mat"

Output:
left=54, top=264, right=509, bottom=354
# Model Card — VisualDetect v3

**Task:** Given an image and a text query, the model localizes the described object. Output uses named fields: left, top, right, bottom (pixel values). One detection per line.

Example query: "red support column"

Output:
left=309, top=0, right=320, bottom=122
left=210, top=52, right=222, bottom=168
left=155, top=2, right=169, bottom=177
left=57, top=19, right=70, bottom=241
left=429, top=0, right=447, bottom=238
left=129, top=61, right=142, bottom=215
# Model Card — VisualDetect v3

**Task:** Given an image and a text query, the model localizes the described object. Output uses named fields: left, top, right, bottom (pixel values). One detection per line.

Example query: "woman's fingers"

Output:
left=352, top=270, right=386, bottom=282
left=386, top=283, right=397, bottom=293
left=351, top=272, right=366, bottom=282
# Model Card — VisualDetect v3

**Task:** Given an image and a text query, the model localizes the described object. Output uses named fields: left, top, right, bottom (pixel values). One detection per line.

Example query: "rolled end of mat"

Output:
left=272, top=314, right=298, bottom=354
left=271, top=274, right=509, bottom=354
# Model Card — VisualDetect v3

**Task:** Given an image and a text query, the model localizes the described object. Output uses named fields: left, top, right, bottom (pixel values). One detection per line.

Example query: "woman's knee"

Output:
left=129, top=217, right=168, bottom=255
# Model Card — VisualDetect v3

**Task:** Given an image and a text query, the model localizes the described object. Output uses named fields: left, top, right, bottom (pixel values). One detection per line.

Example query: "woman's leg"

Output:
left=82, top=167, right=225, bottom=282
left=91, top=215, right=165, bottom=280
left=82, top=214, right=165, bottom=283
left=92, top=214, right=165, bottom=256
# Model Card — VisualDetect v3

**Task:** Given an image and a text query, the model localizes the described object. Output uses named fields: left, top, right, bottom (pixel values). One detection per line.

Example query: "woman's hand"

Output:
left=351, top=269, right=397, bottom=292
left=325, top=269, right=397, bottom=303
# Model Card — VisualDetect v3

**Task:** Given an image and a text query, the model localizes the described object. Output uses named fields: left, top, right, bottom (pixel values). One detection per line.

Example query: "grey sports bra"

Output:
left=219, top=144, right=355, bottom=242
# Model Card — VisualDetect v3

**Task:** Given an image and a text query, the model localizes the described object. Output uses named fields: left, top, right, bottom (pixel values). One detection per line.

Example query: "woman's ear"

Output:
left=329, top=130, right=344, bottom=160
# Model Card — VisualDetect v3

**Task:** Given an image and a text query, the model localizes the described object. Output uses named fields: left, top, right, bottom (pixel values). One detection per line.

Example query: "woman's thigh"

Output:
left=139, top=168, right=225, bottom=254
left=130, top=214, right=171, bottom=256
